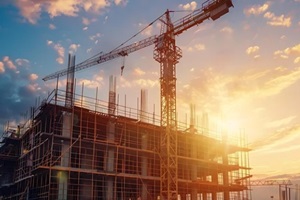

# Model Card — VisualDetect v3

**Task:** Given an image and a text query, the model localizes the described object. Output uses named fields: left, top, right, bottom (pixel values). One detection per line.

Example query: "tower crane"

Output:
left=43, top=0, right=234, bottom=199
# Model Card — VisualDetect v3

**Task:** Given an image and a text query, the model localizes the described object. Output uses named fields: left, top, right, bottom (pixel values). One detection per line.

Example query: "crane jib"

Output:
left=42, top=0, right=233, bottom=81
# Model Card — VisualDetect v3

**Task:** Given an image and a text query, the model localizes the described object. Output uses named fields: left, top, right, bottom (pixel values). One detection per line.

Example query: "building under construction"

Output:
left=0, top=0, right=251, bottom=199
left=0, top=76, right=251, bottom=200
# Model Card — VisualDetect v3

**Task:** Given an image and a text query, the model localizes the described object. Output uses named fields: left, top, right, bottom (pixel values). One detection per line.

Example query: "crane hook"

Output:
left=121, top=65, right=125, bottom=76
left=119, top=51, right=128, bottom=76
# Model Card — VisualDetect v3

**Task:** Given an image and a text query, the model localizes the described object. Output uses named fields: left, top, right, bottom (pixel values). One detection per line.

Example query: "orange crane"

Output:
left=43, top=0, right=233, bottom=199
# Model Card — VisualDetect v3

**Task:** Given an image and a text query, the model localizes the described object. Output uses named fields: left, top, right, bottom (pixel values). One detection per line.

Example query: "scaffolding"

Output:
left=0, top=87, right=251, bottom=200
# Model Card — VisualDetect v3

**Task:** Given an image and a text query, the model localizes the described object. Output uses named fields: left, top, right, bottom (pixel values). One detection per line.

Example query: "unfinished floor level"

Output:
left=0, top=88, right=251, bottom=200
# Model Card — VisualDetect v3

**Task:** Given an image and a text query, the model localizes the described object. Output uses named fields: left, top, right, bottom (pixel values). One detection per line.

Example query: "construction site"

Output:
left=0, top=0, right=253, bottom=199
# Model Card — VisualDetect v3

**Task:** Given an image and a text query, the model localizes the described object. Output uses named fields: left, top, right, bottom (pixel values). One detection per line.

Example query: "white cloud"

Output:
left=294, top=57, right=300, bottom=64
left=3, top=56, right=17, bottom=70
left=15, top=0, right=42, bottom=24
left=220, top=26, right=233, bottom=34
left=138, top=23, right=153, bottom=36
left=187, top=43, right=206, bottom=52
left=49, top=23, right=56, bottom=30
left=14, top=0, right=114, bottom=24
left=284, top=43, right=300, bottom=55
left=179, top=1, right=197, bottom=11
left=195, top=43, right=205, bottom=51
left=114, top=0, right=128, bottom=6
left=87, top=48, right=92, bottom=53
left=275, top=43, right=300, bottom=61
left=0, top=62, right=5, bottom=73
left=264, top=12, right=291, bottom=27
left=83, top=27, right=88, bottom=31
left=246, top=46, right=260, bottom=55
left=244, top=3, right=269, bottom=16
left=280, top=35, right=287, bottom=40
left=89, top=33, right=101, bottom=41
left=47, top=41, right=65, bottom=64
left=15, top=58, right=30, bottom=67
left=82, top=17, right=90, bottom=25
left=266, top=116, right=296, bottom=129
left=69, top=43, right=80, bottom=54
left=134, top=79, right=158, bottom=88
left=29, top=73, right=38, bottom=81
left=27, top=83, right=41, bottom=92
left=134, top=67, right=146, bottom=76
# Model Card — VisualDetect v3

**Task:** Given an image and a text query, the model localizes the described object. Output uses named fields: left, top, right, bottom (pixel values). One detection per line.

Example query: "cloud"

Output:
left=83, top=27, right=88, bottom=31
left=82, top=17, right=97, bottom=27
left=265, top=116, right=296, bottom=129
left=274, top=43, right=300, bottom=61
left=47, top=40, right=65, bottom=64
left=69, top=43, right=80, bottom=54
left=0, top=62, right=5, bottom=73
left=15, top=0, right=42, bottom=24
left=49, top=23, right=56, bottom=30
left=114, top=0, right=128, bottom=6
left=14, top=0, right=114, bottom=24
left=89, top=33, right=101, bottom=41
left=178, top=66, right=300, bottom=116
left=134, top=79, right=159, bottom=88
left=0, top=56, right=44, bottom=127
left=294, top=57, right=300, bottom=64
left=244, top=3, right=269, bottom=16
left=187, top=43, right=206, bottom=52
left=138, top=23, right=153, bottom=36
left=179, top=1, right=197, bottom=11
left=250, top=124, right=300, bottom=149
left=246, top=45, right=260, bottom=55
left=3, top=56, right=17, bottom=70
left=77, top=73, right=104, bottom=89
left=86, top=48, right=92, bottom=53
left=133, top=67, right=146, bottom=76
left=29, top=73, right=38, bottom=81
left=82, top=17, right=90, bottom=25
left=264, top=12, right=291, bottom=27
left=15, top=58, right=30, bottom=67
left=284, top=43, right=300, bottom=55
left=220, top=26, right=233, bottom=34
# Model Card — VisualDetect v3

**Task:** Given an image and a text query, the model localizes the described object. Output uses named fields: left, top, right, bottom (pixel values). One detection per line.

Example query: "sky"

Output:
left=0, top=0, right=300, bottom=198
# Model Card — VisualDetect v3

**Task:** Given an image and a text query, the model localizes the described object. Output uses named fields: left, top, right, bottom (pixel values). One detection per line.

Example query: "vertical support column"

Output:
left=203, top=193, right=207, bottom=200
left=222, top=134, right=230, bottom=200
left=57, top=53, right=75, bottom=200
left=140, top=89, right=148, bottom=200
left=190, top=104, right=198, bottom=200
left=212, top=172, right=218, bottom=200
left=65, top=54, right=75, bottom=108
left=105, top=75, right=116, bottom=200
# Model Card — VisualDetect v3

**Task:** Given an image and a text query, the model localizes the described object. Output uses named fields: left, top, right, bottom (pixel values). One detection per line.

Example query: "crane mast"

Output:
left=43, top=0, right=233, bottom=199
left=153, top=10, right=182, bottom=199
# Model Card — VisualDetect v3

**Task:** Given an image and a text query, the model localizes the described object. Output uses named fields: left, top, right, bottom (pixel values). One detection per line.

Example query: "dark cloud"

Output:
left=0, top=59, right=43, bottom=128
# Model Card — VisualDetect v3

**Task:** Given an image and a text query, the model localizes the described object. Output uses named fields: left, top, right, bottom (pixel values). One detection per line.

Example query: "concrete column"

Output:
left=140, top=89, right=148, bottom=200
left=57, top=171, right=68, bottom=200
left=212, top=172, right=218, bottom=200
left=203, top=193, right=207, bottom=200
left=141, top=132, right=148, bottom=200
left=105, top=121, right=115, bottom=200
